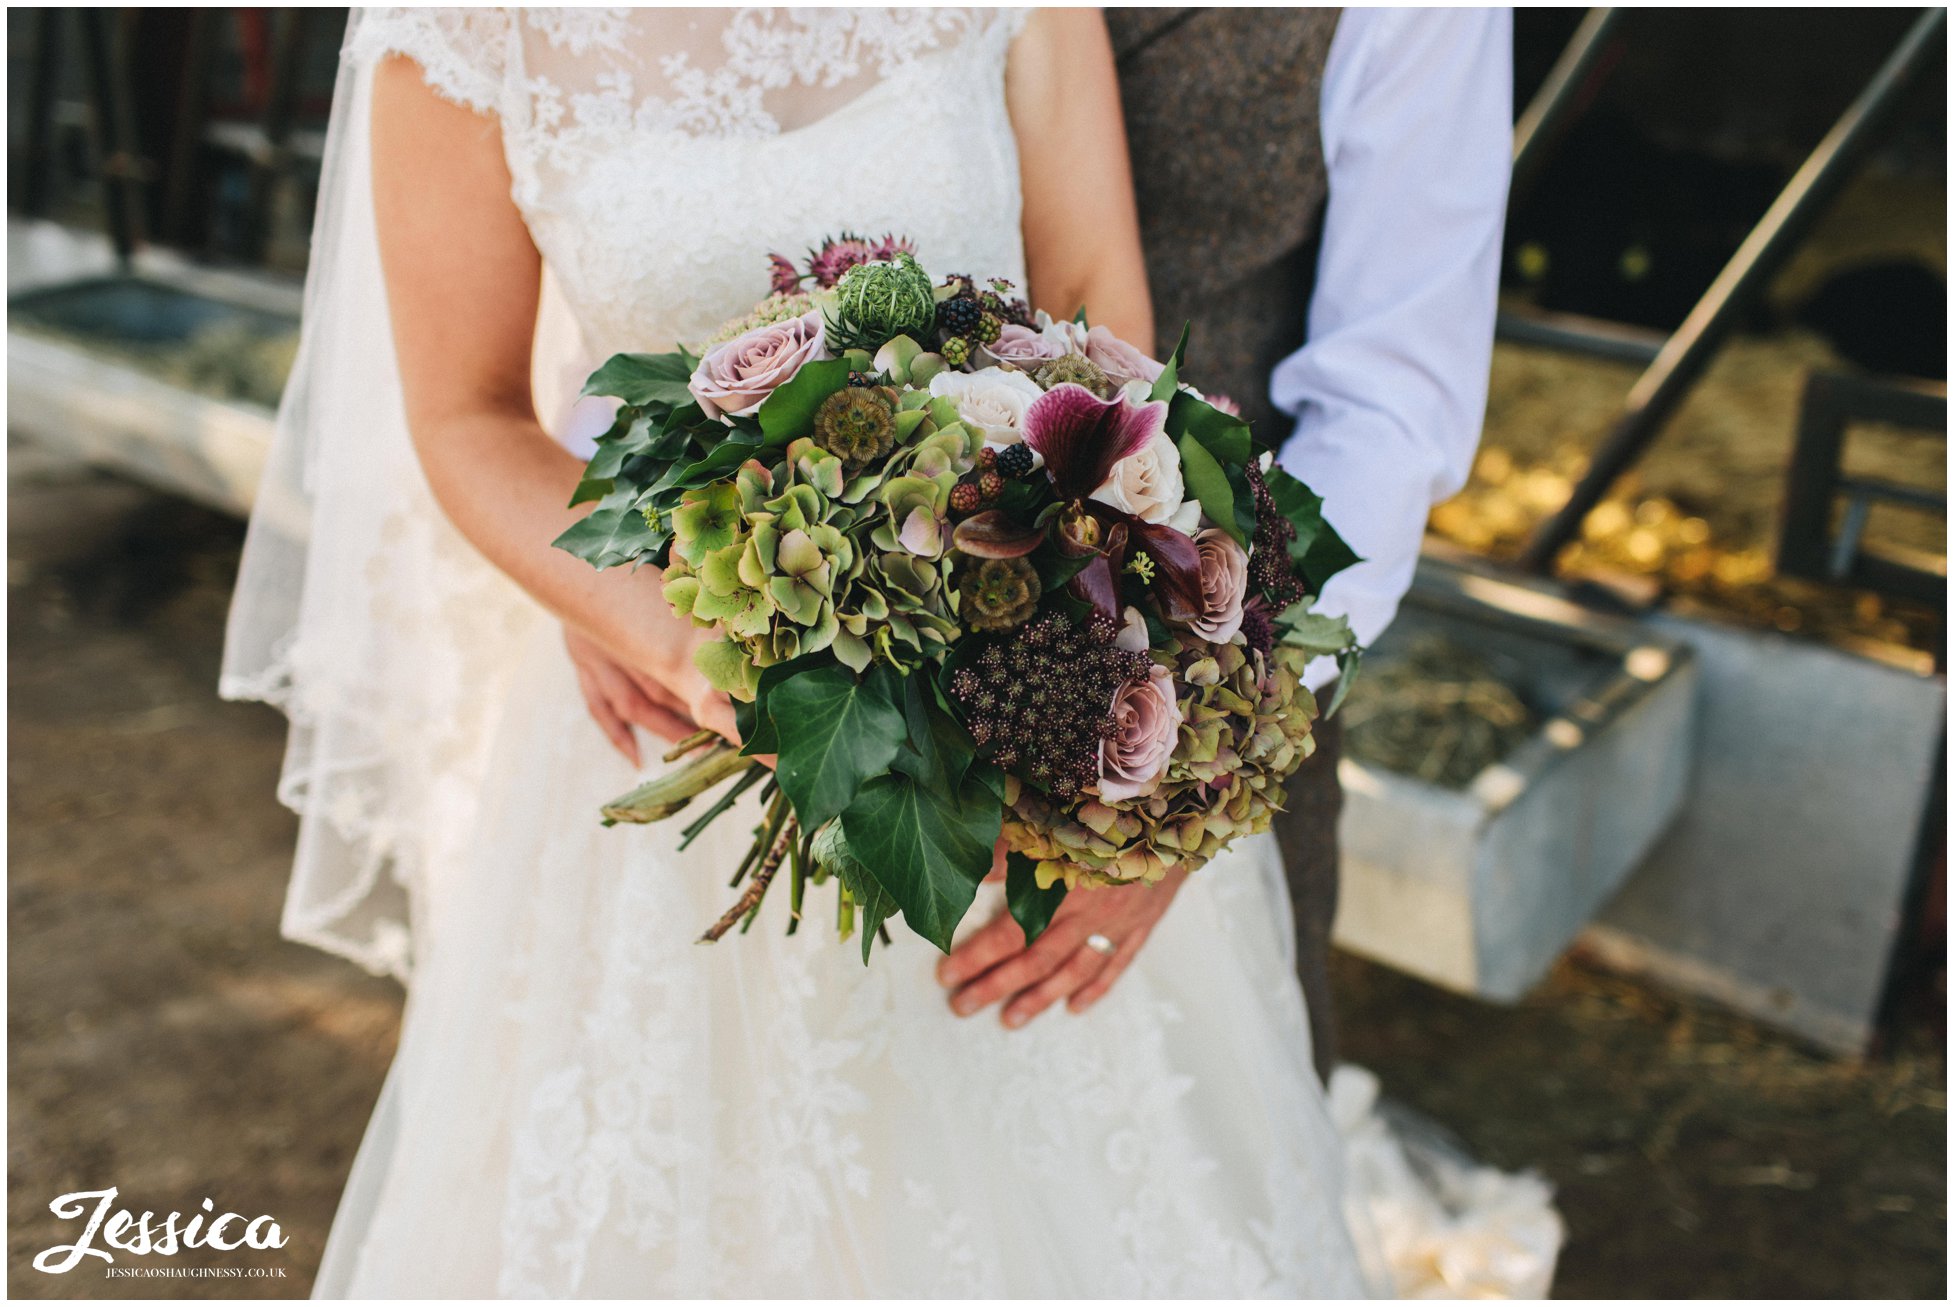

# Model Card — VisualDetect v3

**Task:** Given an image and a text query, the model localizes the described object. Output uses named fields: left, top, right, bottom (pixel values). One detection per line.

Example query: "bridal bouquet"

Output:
left=554, top=235, right=1361, bottom=959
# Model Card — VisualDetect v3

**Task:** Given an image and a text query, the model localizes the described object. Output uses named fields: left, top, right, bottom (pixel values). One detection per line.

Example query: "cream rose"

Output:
left=1188, top=527, right=1249, bottom=643
left=1096, top=663, right=1183, bottom=803
left=687, top=310, right=830, bottom=421
left=928, top=366, right=1047, bottom=447
left=1085, top=325, right=1165, bottom=386
left=1088, top=428, right=1187, bottom=526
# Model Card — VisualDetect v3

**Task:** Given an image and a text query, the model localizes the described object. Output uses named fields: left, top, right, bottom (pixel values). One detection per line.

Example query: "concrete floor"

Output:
left=7, top=459, right=1945, bottom=1298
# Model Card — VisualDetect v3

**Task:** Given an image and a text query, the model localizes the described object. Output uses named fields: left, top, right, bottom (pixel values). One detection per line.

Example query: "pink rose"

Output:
left=983, top=323, right=1070, bottom=369
left=688, top=310, right=830, bottom=421
left=1085, top=325, right=1164, bottom=386
left=1096, top=664, right=1183, bottom=803
left=1189, top=527, right=1248, bottom=643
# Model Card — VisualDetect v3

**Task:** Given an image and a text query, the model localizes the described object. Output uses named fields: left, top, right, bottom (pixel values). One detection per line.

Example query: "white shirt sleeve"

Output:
left=1270, top=7, right=1513, bottom=690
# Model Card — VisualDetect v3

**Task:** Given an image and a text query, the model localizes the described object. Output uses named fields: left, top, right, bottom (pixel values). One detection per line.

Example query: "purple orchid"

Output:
left=952, top=383, right=1203, bottom=627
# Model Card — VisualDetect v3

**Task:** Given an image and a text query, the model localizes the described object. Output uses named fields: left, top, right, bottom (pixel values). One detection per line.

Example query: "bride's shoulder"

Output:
left=349, top=9, right=518, bottom=115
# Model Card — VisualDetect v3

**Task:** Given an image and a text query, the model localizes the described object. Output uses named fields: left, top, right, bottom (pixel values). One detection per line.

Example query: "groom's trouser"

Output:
left=1274, top=698, right=1343, bottom=1085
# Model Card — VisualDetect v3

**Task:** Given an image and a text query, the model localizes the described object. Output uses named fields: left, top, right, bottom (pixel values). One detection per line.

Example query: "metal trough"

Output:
left=1333, top=556, right=1698, bottom=1001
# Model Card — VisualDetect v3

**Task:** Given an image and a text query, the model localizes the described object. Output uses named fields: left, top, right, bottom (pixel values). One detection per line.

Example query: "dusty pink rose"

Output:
left=1096, top=664, right=1183, bottom=803
left=1085, top=324, right=1165, bottom=386
left=984, top=323, right=1070, bottom=369
left=1189, top=527, right=1249, bottom=643
left=688, top=310, right=830, bottom=420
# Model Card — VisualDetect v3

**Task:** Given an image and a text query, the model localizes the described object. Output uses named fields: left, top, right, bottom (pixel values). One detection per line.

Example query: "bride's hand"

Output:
left=936, top=868, right=1188, bottom=1028
left=563, top=627, right=701, bottom=765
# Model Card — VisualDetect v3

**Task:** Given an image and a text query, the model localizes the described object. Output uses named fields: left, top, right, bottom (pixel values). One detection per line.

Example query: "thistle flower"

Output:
left=767, top=252, right=802, bottom=296
left=956, top=555, right=1039, bottom=632
left=807, top=233, right=874, bottom=288
left=812, top=385, right=898, bottom=471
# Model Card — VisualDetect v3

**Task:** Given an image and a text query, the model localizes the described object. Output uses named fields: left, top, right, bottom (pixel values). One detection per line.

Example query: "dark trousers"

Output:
left=1273, top=698, right=1343, bottom=1085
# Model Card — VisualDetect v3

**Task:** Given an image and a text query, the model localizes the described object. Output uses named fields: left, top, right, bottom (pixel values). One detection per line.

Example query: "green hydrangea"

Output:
left=1002, top=641, right=1318, bottom=887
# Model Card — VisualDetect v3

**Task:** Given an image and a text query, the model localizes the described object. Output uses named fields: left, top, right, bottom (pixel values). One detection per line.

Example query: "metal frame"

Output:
left=1518, top=7, right=1948, bottom=573
left=1777, top=371, right=1947, bottom=608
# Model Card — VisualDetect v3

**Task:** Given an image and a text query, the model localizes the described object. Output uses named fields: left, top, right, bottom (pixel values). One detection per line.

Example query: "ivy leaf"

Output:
left=758, top=358, right=852, bottom=446
left=1175, top=433, right=1246, bottom=546
left=1278, top=608, right=1359, bottom=657
left=811, top=821, right=897, bottom=964
left=840, top=770, right=1000, bottom=954
left=1264, top=468, right=1362, bottom=592
left=672, top=431, right=765, bottom=488
left=890, top=673, right=976, bottom=791
left=1005, top=852, right=1067, bottom=944
left=768, top=663, right=905, bottom=831
left=550, top=487, right=659, bottom=569
left=737, top=653, right=836, bottom=756
left=583, top=352, right=695, bottom=409
left=1148, top=322, right=1191, bottom=404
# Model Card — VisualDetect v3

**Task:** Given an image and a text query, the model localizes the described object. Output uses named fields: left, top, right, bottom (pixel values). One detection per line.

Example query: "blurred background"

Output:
left=6, top=7, right=1946, bottom=1297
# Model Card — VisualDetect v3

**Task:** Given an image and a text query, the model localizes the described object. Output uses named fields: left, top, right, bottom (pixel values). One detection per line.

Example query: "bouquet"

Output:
left=554, top=234, right=1362, bottom=959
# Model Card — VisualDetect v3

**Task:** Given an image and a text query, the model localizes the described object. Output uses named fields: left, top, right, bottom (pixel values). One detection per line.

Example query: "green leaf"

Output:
left=1277, top=608, right=1358, bottom=657
left=1177, top=433, right=1249, bottom=546
left=1005, top=852, right=1067, bottom=944
left=840, top=769, right=1000, bottom=954
left=583, top=353, right=694, bottom=408
left=1264, top=467, right=1362, bottom=591
left=1173, top=393, right=1253, bottom=466
left=1149, top=322, right=1191, bottom=403
left=757, top=358, right=851, bottom=445
left=672, top=431, right=765, bottom=488
left=812, top=822, right=897, bottom=963
left=550, top=488, right=660, bottom=569
left=738, top=653, right=836, bottom=756
left=890, top=672, right=976, bottom=791
left=768, top=663, right=905, bottom=831
left=1326, top=646, right=1363, bottom=718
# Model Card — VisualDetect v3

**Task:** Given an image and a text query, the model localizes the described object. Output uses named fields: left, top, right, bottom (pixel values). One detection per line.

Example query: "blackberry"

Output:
left=949, top=481, right=982, bottom=514
left=941, top=337, right=971, bottom=367
left=978, top=470, right=1005, bottom=501
left=974, top=313, right=1003, bottom=345
left=994, top=443, right=1035, bottom=479
left=977, top=447, right=998, bottom=471
left=937, top=296, right=983, bottom=339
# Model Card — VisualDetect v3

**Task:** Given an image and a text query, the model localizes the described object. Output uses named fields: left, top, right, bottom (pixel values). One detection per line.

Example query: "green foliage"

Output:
left=1263, top=467, right=1362, bottom=591
left=582, top=352, right=695, bottom=409
left=1169, top=393, right=1257, bottom=545
left=758, top=358, right=852, bottom=445
left=811, top=821, right=897, bottom=963
left=551, top=485, right=661, bottom=569
left=1006, top=851, right=1066, bottom=944
left=767, top=662, right=905, bottom=830
left=1149, top=322, right=1191, bottom=404
left=837, top=673, right=1000, bottom=953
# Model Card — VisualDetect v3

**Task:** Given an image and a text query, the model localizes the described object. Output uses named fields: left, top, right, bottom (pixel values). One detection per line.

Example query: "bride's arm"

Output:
left=369, top=57, right=734, bottom=741
left=1008, top=10, right=1154, bottom=353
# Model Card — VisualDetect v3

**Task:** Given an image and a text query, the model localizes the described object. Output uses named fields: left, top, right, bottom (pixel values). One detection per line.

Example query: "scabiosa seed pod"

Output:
left=1030, top=353, right=1116, bottom=398
left=812, top=386, right=898, bottom=471
left=957, top=556, right=1040, bottom=631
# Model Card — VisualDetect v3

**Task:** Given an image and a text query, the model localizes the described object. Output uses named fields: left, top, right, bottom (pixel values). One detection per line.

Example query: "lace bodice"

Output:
left=353, top=7, right=1029, bottom=355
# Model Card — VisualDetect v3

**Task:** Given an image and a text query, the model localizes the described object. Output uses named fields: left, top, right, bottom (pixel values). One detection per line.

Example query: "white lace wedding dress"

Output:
left=221, top=9, right=1560, bottom=1298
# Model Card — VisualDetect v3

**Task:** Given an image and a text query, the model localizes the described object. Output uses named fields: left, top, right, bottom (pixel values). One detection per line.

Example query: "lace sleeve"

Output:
left=348, top=7, right=512, bottom=115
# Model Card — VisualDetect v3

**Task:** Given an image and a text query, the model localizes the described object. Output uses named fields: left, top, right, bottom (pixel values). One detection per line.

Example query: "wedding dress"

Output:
left=221, top=9, right=1559, bottom=1297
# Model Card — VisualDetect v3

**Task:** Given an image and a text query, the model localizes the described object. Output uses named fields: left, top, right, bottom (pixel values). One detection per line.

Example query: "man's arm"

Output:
left=1271, top=8, right=1514, bottom=689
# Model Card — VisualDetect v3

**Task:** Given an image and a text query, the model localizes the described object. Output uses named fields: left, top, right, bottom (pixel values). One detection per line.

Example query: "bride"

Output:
left=224, top=7, right=1545, bottom=1297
